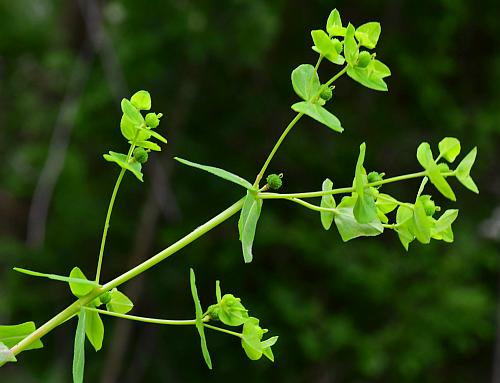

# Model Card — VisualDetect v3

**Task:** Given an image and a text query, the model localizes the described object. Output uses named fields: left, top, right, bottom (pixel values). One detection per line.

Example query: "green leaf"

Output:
left=413, top=199, right=432, bottom=244
left=106, top=289, right=134, bottom=314
left=73, top=310, right=86, bottom=383
left=438, top=137, right=461, bottom=162
left=238, top=191, right=263, bottom=263
left=137, top=126, right=167, bottom=144
left=13, top=267, right=98, bottom=289
left=416, top=143, right=456, bottom=201
left=326, top=9, right=345, bottom=36
left=291, top=101, right=343, bottom=133
left=344, top=23, right=358, bottom=66
left=311, top=30, right=342, bottom=64
left=320, top=178, right=336, bottom=230
left=432, top=209, right=459, bottom=242
left=376, top=193, right=398, bottom=214
left=130, top=90, right=151, bottom=111
left=347, top=59, right=391, bottom=91
left=241, top=317, right=265, bottom=360
left=261, top=336, right=279, bottom=362
left=121, top=98, right=144, bottom=126
left=133, top=140, right=161, bottom=151
left=190, top=269, right=212, bottom=369
left=174, top=157, right=254, bottom=190
left=291, top=64, right=321, bottom=101
left=103, top=151, right=143, bottom=182
left=120, top=115, right=136, bottom=141
left=355, top=22, right=381, bottom=49
left=455, top=147, right=479, bottom=194
left=218, top=294, right=249, bottom=326
left=85, top=311, right=104, bottom=352
left=0, top=342, right=16, bottom=367
left=353, top=143, right=378, bottom=223
left=69, top=267, right=95, bottom=298
left=0, top=322, right=43, bottom=350
left=395, top=205, right=415, bottom=251
left=216, top=280, right=222, bottom=302
left=334, top=196, right=383, bottom=241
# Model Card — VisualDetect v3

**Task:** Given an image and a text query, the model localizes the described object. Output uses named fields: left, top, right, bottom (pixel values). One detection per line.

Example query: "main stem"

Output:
left=11, top=198, right=244, bottom=356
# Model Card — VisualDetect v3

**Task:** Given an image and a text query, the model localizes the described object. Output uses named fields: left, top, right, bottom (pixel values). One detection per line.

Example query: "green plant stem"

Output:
left=325, top=66, right=348, bottom=88
left=82, top=307, right=201, bottom=326
left=258, top=171, right=430, bottom=200
left=10, top=198, right=245, bottom=357
left=203, top=323, right=242, bottom=338
left=287, top=197, right=337, bottom=213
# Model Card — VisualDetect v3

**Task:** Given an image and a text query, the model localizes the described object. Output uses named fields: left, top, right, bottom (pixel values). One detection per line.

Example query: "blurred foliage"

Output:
left=1, top=0, right=499, bottom=382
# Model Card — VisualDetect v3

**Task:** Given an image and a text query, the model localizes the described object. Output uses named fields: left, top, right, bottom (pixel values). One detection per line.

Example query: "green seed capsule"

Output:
left=332, top=38, right=343, bottom=54
left=206, top=304, right=220, bottom=321
left=145, top=113, right=160, bottom=128
left=133, top=147, right=149, bottom=164
left=99, top=291, right=112, bottom=305
left=320, top=87, right=333, bottom=101
left=367, top=171, right=384, bottom=183
left=357, top=51, right=372, bottom=68
left=266, top=174, right=283, bottom=190
left=420, top=195, right=437, bottom=216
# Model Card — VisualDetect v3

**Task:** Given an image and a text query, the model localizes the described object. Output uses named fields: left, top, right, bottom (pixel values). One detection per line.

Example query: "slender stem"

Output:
left=203, top=323, right=242, bottom=338
left=287, top=197, right=337, bottom=213
left=82, top=307, right=199, bottom=326
left=254, top=112, right=304, bottom=186
left=415, top=177, right=429, bottom=201
left=10, top=198, right=245, bottom=356
left=258, top=171, right=430, bottom=200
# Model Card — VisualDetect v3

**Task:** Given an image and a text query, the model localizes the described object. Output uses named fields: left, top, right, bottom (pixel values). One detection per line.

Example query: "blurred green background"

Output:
left=1, top=0, right=499, bottom=382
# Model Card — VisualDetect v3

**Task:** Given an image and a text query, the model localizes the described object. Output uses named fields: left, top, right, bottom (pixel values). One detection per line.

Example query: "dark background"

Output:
left=1, top=0, right=500, bottom=382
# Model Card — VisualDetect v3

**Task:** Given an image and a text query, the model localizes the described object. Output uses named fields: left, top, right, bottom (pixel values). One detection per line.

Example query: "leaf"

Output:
left=413, top=199, right=431, bottom=244
left=0, top=342, right=16, bottom=367
left=103, top=151, right=143, bottom=182
left=218, top=294, right=249, bottom=326
left=291, top=64, right=321, bottom=101
left=438, top=137, right=461, bottom=162
left=137, top=126, right=167, bottom=144
left=432, top=209, right=459, bottom=242
left=291, top=101, right=343, bottom=133
left=69, top=267, right=95, bottom=298
left=344, top=23, right=358, bottom=66
left=106, top=289, right=134, bottom=314
left=326, top=9, right=345, bottom=36
left=190, top=269, right=212, bottom=369
left=395, top=205, right=415, bottom=251
left=120, top=115, right=136, bottom=141
left=353, top=143, right=378, bottom=223
left=334, top=196, right=383, bottom=241
left=130, top=90, right=151, bottom=110
left=455, top=147, right=479, bottom=194
left=347, top=59, right=391, bottom=91
left=376, top=193, right=398, bottom=214
left=13, top=267, right=98, bottom=288
left=73, top=310, right=86, bottom=383
left=120, top=98, right=144, bottom=127
left=0, top=322, right=43, bottom=350
left=133, top=140, right=161, bottom=151
left=84, top=310, right=104, bottom=352
left=238, top=190, right=263, bottom=263
left=311, top=30, right=342, bottom=64
left=355, top=22, right=381, bottom=49
left=241, top=317, right=265, bottom=361
left=261, top=336, right=279, bottom=362
left=320, top=178, right=336, bottom=230
left=174, top=157, right=254, bottom=190
left=416, top=143, right=456, bottom=201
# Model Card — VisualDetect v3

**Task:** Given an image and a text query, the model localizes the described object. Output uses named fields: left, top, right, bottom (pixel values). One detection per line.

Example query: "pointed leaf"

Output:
left=190, top=269, right=212, bottom=369
left=0, top=322, right=43, bottom=350
left=238, top=191, right=263, bottom=263
left=73, top=310, right=86, bottom=383
left=120, top=98, right=144, bottom=126
left=291, top=64, right=321, bottom=101
left=353, top=143, right=378, bottom=223
left=13, top=267, right=98, bottom=289
left=320, top=178, right=336, bottom=230
left=130, top=90, right=151, bottom=111
left=417, top=143, right=456, bottom=201
left=395, top=205, right=415, bottom=251
left=456, top=147, right=479, bottom=193
left=137, top=126, right=167, bottom=144
left=355, top=22, right=381, bottom=49
left=311, top=30, right=341, bottom=64
left=106, top=289, right=134, bottom=314
left=344, top=23, right=358, bottom=66
left=85, top=311, right=104, bottom=352
left=241, top=317, right=265, bottom=361
left=326, top=9, right=345, bottom=36
left=334, top=197, right=383, bottom=241
left=175, top=157, right=254, bottom=190
left=103, top=151, right=143, bottom=182
left=413, top=199, right=432, bottom=244
left=376, top=193, right=398, bottom=214
left=347, top=59, right=390, bottom=91
left=438, top=137, right=461, bottom=162
left=133, top=140, right=161, bottom=151
left=0, top=342, right=16, bottom=367
left=291, top=101, right=343, bottom=133
left=69, top=267, right=95, bottom=298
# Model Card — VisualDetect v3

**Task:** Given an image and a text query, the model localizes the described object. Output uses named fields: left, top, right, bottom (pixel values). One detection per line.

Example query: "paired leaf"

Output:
left=218, top=294, right=249, bottom=326
left=347, top=59, right=391, bottom=91
left=134, top=140, right=161, bottom=151
left=121, top=98, right=144, bottom=127
left=455, top=147, right=479, bottom=193
left=395, top=205, right=415, bottom=251
left=106, top=289, right=134, bottom=314
left=353, top=143, right=378, bottom=223
left=137, top=126, right=167, bottom=144
left=130, top=90, right=151, bottom=111
left=311, top=30, right=344, bottom=65
left=238, top=191, right=263, bottom=263
left=320, top=178, right=336, bottom=230
left=103, top=151, right=143, bottom=182
left=190, top=269, right=212, bottom=369
left=69, top=267, right=95, bottom=298
left=175, top=157, right=254, bottom=190
left=432, top=209, right=459, bottom=242
left=438, top=137, right=461, bottom=162
left=326, top=9, right=345, bottom=36
left=0, top=342, right=16, bottom=367
left=291, top=101, right=343, bottom=133
left=376, top=193, right=398, bottom=214
left=73, top=310, right=86, bottom=383
left=0, top=322, right=43, bottom=350
left=241, top=317, right=278, bottom=362
left=85, top=311, right=104, bottom=352
left=334, top=196, right=383, bottom=241
left=412, top=198, right=432, bottom=244
left=343, top=23, right=358, bottom=66
left=354, top=22, right=381, bottom=49
left=291, top=64, right=321, bottom=101
left=13, top=267, right=98, bottom=290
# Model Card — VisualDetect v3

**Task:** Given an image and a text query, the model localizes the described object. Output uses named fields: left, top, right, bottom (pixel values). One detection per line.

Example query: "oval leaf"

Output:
left=238, top=191, right=263, bottom=263
left=291, top=64, right=321, bottom=101
left=291, top=101, right=343, bottom=133
left=320, top=178, right=336, bottom=230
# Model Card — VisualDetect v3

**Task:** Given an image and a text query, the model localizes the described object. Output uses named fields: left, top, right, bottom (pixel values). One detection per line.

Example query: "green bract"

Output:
left=106, top=289, right=134, bottom=314
left=103, top=151, right=144, bottom=182
left=241, top=318, right=278, bottom=362
left=0, top=342, right=16, bottom=367
left=0, top=322, right=43, bottom=351
left=320, top=178, right=336, bottom=230
left=326, top=9, right=345, bottom=37
left=214, top=282, right=249, bottom=326
left=354, top=22, right=381, bottom=49
left=238, top=190, right=263, bottom=263
left=130, top=90, right=151, bottom=110
left=291, top=64, right=321, bottom=102
left=190, top=269, right=212, bottom=369
left=455, top=147, right=479, bottom=193
left=291, top=101, right=343, bottom=133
